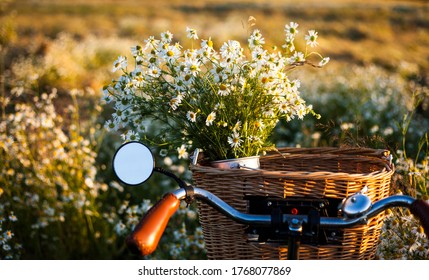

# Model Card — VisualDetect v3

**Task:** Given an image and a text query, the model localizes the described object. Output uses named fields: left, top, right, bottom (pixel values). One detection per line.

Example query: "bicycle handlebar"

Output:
left=126, top=186, right=429, bottom=256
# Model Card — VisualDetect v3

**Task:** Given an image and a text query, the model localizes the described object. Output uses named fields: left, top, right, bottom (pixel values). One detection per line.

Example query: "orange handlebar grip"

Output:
left=126, top=193, right=180, bottom=256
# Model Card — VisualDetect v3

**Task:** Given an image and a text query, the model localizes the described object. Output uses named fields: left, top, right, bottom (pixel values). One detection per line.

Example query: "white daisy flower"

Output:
left=112, top=56, right=127, bottom=72
left=186, top=27, right=198, bottom=40
left=205, top=112, right=216, bottom=126
left=228, top=131, right=242, bottom=149
left=186, top=111, right=197, bottom=122
left=319, top=57, right=330, bottom=67
left=305, top=30, right=319, bottom=47
left=177, top=145, right=189, bottom=159
left=285, top=22, right=299, bottom=37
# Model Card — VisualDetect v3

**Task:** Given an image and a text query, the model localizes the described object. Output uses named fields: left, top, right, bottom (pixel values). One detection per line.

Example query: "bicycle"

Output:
left=112, top=141, right=429, bottom=260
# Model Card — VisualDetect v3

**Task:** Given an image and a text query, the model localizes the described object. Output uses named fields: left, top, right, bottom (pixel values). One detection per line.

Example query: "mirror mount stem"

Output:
left=154, top=167, right=195, bottom=206
left=154, top=167, right=188, bottom=189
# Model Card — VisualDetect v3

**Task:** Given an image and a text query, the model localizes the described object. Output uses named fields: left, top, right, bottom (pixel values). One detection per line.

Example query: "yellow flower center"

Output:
left=219, top=84, right=227, bottom=91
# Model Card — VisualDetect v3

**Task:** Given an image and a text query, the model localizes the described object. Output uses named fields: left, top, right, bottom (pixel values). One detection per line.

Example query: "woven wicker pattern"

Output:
left=191, top=147, right=393, bottom=260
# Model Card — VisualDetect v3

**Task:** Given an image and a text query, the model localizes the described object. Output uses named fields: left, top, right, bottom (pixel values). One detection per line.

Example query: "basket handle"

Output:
left=126, top=193, right=180, bottom=256
left=410, top=199, right=429, bottom=236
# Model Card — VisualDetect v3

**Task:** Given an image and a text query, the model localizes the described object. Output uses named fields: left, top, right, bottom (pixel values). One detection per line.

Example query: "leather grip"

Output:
left=126, top=193, right=180, bottom=256
left=410, top=199, right=429, bottom=236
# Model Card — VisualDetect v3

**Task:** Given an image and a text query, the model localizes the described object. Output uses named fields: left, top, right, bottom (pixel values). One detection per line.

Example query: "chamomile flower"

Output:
left=279, top=102, right=290, bottom=114
left=115, top=222, right=127, bottom=235
left=228, top=131, right=242, bottom=149
left=288, top=79, right=301, bottom=92
left=184, top=57, right=201, bottom=76
left=305, top=30, right=319, bottom=47
left=157, top=149, right=167, bottom=158
left=131, top=45, right=144, bottom=63
left=112, top=56, right=127, bottom=72
left=285, top=22, right=299, bottom=37
left=263, top=109, right=275, bottom=118
left=144, top=36, right=159, bottom=49
left=205, top=112, right=216, bottom=126
left=233, top=121, right=242, bottom=132
left=254, top=119, right=265, bottom=131
left=201, top=38, right=214, bottom=49
left=169, top=94, right=183, bottom=110
left=248, top=29, right=265, bottom=49
left=4, top=230, right=13, bottom=240
left=220, top=40, right=243, bottom=61
left=8, top=212, right=17, bottom=222
left=186, top=111, right=197, bottom=122
left=160, top=31, right=174, bottom=43
left=148, top=65, right=162, bottom=78
left=283, top=39, right=295, bottom=52
left=2, top=244, right=11, bottom=251
left=186, top=27, right=198, bottom=40
left=177, top=145, right=189, bottom=159
left=319, top=57, right=330, bottom=67
left=288, top=52, right=305, bottom=64
left=217, top=83, right=229, bottom=96
left=164, top=44, right=181, bottom=63
left=122, top=130, right=140, bottom=142
left=297, top=107, right=306, bottom=119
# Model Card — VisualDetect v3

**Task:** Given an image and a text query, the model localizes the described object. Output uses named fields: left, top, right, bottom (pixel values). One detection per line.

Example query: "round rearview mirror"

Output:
left=112, top=141, right=155, bottom=185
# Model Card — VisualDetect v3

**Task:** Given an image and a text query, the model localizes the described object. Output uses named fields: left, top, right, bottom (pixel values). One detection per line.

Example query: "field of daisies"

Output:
left=0, top=0, right=428, bottom=259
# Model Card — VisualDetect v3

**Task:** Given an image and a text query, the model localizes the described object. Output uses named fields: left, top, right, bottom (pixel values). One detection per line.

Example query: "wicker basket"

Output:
left=191, top=147, right=394, bottom=260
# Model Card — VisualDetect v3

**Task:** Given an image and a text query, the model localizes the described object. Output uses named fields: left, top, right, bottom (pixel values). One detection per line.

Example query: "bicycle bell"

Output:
left=340, top=192, right=372, bottom=218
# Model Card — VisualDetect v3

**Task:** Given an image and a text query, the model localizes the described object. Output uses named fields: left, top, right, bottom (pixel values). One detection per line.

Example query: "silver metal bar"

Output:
left=172, top=187, right=271, bottom=226
left=172, top=188, right=416, bottom=229
left=319, top=195, right=415, bottom=228
left=369, top=195, right=414, bottom=214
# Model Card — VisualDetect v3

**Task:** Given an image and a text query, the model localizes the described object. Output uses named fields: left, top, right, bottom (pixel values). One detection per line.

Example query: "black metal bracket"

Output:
left=246, top=196, right=343, bottom=245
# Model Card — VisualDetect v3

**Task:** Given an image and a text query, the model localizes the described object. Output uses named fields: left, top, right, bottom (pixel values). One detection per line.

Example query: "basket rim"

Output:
left=190, top=164, right=394, bottom=179
left=190, top=147, right=394, bottom=178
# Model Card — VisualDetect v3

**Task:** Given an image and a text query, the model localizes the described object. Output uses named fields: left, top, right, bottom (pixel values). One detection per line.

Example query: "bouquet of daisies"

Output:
left=103, top=18, right=329, bottom=161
